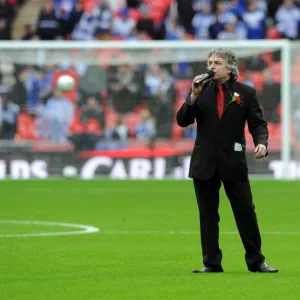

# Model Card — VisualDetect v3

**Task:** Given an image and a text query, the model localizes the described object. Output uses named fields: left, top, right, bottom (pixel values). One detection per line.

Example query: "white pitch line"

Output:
left=98, top=230, right=300, bottom=235
left=1, top=221, right=298, bottom=238
left=0, top=220, right=99, bottom=238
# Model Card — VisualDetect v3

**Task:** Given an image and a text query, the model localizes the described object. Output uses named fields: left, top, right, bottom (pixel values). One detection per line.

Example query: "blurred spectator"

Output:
left=164, top=16, right=185, bottom=40
left=192, top=5, right=214, bottom=39
left=99, top=115, right=129, bottom=149
left=14, top=111, right=37, bottom=140
left=0, top=0, right=15, bottom=40
left=10, top=68, right=28, bottom=110
left=59, top=0, right=83, bottom=38
left=228, top=0, right=245, bottom=17
left=209, top=15, right=224, bottom=39
left=106, top=115, right=129, bottom=140
left=275, top=0, right=300, bottom=40
left=69, top=121, right=100, bottom=150
left=193, top=0, right=212, bottom=13
left=35, top=67, right=53, bottom=105
left=145, top=63, right=161, bottom=95
left=37, top=88, right=74, bottom=143
left=217, top=20, right=243, bottom=39
left=54, top=0, right=77, bottom=20
left=72, top=0, right=112, bottom=40
left=20, top=67, right=54, bottom=113
left=135, top=109, right=155, bottom=140
left=136, top=4, right=155, bottom=39
left=24, top=67, right=43, bottom=113
left=69, top=96, right=104, bottom=151
left=81, top=96, right=105, bottom=130
left=112, top=7, right=136, bottom=38
left=176, top=0, right=194, bottom=34
left=0, top=92, right=19, bottom=139
left=242, top=70, right=255, bottom=88
left=260, top=68, right=281, bottom=124
left=254, top=0, right=267, bottom=14
left=36, top=0, right=62, bottom=40
left=235, top=16, right=248, bottom=39
left=128, top=27, right=151, bottom=40
left=214, top=1, right=236, bottom=26
left=171, top=60, right=193, bottom=79
left=78, top=65, right=107, bottom=106
left=109, top=64, right=143, bottom=114
left=147, top=68, right=176, bottom=138
left=244, top=55, right=267, bottom=71
left=242, top=1, right=266, bottom=39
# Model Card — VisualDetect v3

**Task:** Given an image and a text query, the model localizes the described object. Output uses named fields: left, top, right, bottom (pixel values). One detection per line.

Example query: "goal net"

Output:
left=0, top=41, right=293, bottom=180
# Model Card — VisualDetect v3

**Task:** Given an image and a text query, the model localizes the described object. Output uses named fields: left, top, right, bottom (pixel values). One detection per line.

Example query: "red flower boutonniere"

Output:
left=229, top=92, right=243, bottom=106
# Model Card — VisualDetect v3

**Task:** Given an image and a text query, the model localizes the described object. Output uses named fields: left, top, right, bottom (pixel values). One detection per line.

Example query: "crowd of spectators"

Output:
left=0, top=51, right=285, bottom=149
left=0, top=0, right=300, bottom=150
left=8, top=0, right=300, bottom=42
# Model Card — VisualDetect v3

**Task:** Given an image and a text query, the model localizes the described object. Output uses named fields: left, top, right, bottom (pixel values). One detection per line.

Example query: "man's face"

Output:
left=207, top=55, right=231, bottom=82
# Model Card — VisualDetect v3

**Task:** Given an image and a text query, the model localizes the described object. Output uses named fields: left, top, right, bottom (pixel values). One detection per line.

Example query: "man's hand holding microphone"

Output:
left=189, top=70, right=215, bottom=105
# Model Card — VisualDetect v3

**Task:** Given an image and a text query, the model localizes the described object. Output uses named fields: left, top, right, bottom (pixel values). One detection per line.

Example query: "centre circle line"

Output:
left=0, top=220, right=99, bottom=238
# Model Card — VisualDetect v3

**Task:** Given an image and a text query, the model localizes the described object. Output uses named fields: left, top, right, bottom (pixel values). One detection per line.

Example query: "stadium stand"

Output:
left=1, top=0, right=300, bottom=152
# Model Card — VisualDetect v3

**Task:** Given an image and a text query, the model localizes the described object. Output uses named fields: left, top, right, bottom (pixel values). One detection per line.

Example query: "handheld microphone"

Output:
left=194, top=70, right=215, bottom=87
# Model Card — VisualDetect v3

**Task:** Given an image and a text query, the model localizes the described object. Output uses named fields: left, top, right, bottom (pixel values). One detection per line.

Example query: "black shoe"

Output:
left=249, top=262, right=278, bottom=273
left=192, top=266, right=223, bottom=273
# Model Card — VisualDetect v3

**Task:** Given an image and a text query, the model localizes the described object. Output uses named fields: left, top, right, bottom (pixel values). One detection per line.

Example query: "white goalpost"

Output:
left=0, top=40, right=295, bottom=180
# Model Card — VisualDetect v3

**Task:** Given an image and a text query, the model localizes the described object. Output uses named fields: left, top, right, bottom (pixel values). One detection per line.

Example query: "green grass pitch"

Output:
left=0, top=180, right=299, bottom=300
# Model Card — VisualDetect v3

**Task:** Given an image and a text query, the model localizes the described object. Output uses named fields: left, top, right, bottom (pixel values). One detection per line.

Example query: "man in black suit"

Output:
left=176, top=48, right=278, bottom=273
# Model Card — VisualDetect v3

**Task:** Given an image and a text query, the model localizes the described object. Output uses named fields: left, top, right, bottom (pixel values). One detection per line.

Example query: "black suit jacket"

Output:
left=176, top=79, right=268, bottom=182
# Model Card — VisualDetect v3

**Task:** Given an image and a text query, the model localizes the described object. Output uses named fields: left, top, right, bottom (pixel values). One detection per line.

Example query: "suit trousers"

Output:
left=193, top=169, right=265, bottom=270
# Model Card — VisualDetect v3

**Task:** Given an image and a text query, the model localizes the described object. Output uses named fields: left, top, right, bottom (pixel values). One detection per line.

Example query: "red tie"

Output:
left=217, top=84, right=224, bottom=119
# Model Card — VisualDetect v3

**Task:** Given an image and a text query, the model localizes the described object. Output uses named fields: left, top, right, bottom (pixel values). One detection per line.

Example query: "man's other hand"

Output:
left=255, top=144, right=267, bottom=158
